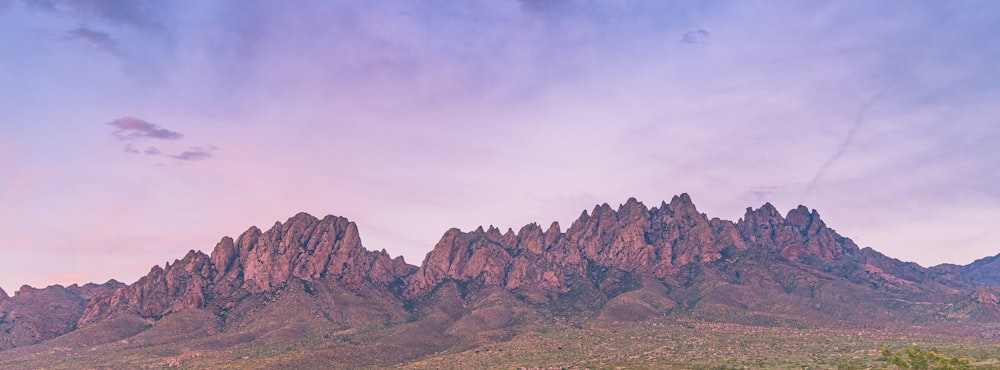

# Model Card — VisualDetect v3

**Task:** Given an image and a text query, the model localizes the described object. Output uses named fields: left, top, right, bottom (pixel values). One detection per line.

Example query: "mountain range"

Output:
left=1, top=194, right=998, bottom=368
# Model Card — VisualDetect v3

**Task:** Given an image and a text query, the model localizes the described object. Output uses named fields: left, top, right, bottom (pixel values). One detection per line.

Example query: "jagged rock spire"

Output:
left=79, top=213, right=416, bottom=325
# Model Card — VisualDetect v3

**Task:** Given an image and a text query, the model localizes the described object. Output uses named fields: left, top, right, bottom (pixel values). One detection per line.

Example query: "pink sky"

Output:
left=1, top=1, right=999, bottom=292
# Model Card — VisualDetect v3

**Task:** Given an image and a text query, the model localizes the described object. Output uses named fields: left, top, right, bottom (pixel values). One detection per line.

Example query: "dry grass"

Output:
left=402, top=316, right=1000, bottom=369
left=2, top=313, right=999, bottom=369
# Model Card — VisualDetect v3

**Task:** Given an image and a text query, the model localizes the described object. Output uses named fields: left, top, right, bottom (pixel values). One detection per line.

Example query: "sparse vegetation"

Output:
left=400, top=317, right=1000, bottom=369
left=879, top=345, right=974, bottom=370
left=2, top=310, right=1000, bottom=369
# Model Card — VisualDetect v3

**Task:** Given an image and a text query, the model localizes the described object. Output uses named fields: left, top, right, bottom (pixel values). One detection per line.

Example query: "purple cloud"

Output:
left=24, top=0, right=159, bottom=28
left=65, top=26, right=117, bottom=54
left=107, top=117, right=183, bottom=141
left=519, top=0, right=569, bottom=15
left=104, top=118, right=217, bottom=162
left=170, top=147, right=215, bottom=161
left=681, top=29, right=710, bottom=44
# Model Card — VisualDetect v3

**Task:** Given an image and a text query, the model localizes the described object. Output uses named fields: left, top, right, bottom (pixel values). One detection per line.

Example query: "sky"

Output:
left=2, top=0, right=999, bottom=292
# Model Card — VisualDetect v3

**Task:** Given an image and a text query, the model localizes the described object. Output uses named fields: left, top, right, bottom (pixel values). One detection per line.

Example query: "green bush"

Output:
left=879, top=345, right=973, bottom=370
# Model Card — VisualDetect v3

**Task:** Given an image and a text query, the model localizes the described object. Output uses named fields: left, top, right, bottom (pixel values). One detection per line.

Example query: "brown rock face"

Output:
left=975, top=287, right=1000, bottom=306
left=404, top=222, right=588, bottom=299
left=231, top=213, right=406, bottom=293
left=573, top=194, right=749, bottom=274
left=0, top=282, right=121, bottom=350
left=80, top=213, right=416, bottom=325
left=955, top=253, right=1000, bottom=287
left=78, top=251, right=214, bottom=324
left=406, top=194, right=751, bottom=300
left=736, top=204, right=858, bottom=261
left=11, top=193, right=995, bottom=355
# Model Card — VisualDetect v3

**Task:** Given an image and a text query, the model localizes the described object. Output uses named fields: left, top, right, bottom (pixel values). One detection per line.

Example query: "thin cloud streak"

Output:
left=65, top=25, right=117, bottom=54
left=107, top=117, right=183, bottom=141
left=169, top=147, right=214, bottom=161
left=1, top=1, right=999, bottom=291
left=22, top=0, right=161, bottom=28
left=805, top=92, right=884, bottom=194
left=104, top=118, right=216, bottom=163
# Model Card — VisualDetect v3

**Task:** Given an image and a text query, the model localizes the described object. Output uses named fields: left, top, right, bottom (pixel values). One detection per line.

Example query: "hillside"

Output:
left=1, top=194, right=998, bottom=368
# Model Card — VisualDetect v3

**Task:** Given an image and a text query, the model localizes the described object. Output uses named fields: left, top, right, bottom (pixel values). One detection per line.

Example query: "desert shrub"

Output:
left=879, top=345, right=973, bottom=370
left=837, top=360, right=866, bottom=369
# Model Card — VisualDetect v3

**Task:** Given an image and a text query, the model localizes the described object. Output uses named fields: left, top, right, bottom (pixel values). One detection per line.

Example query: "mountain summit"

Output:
left=1, top=194, right=998, bottom=367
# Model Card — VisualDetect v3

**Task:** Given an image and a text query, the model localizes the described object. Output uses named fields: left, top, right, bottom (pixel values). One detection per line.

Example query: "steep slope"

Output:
left=1, top=194, right=998, bottom=368
left=931, top=253, right=1000, bottom=288
left=401, top=195, right=992, bottom=330
left=79, top=213, right=415, bottom=327
left=961, top=253, right=1000, bottom=286
left=736, top=204, right=859, bottom=260
left=0, top=282, right=121, bottom=350
left=43, top=212, right=421, bottom=359
left=405, top=195, right=746, bottom=301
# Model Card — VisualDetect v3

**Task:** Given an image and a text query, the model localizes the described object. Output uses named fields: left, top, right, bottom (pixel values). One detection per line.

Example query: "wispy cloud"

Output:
left=122, top=143, right=139, bottom=154
left=107, top=117, right=183, bottom=141
left=23, top=0, right=160, bottom=28
left=105, top=118, right=217, bottom=163
left=65, top=25, right=117, bottom=54
left=680, top=29, right=710, bottom=44
left=169, top=146, right=215, bottom=161
left=518, top=0, right=571, bottom=16
left=805, top=93, right=883, bottom=193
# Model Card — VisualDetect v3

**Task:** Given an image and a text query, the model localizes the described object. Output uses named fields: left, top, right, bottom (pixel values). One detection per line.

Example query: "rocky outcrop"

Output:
left=5, top=194, right=999, bottom=354
left=404, top=221, right=589, bottom=299
left=407, top=195, right=749, bottom=299
left=737, top=204, right=858, bottom=260
left=221, top=212, right=413, bottom=293
left=955, top=253, right=1000, bottom=287
left=79, top=213, right=416, bottom=325
left=78, top=250, right=214, bottom=324
left=0, top=282, right=121, bottom=350
left=927, top=252, right=1000, bottom=291
left=950, top=287, right=1000, bottom=322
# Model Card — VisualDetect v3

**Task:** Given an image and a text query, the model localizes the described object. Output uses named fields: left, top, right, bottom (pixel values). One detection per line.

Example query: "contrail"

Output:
left=803, top=23, right=935, bottom=195
left=805, top=92, right=883, bottom=193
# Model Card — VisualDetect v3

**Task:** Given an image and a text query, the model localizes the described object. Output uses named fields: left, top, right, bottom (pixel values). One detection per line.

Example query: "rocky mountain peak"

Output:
left=545, top=221, right=561, bottom=234
left=617, top=197, right=648, bottom=219
left=7, top=194, right=1000, bottom=361
left=79, top=212, right=415, bottom=325
left=742, top=202, right=783, bottom=224
left=210, top=236, right=238, bottom=275
left=785, top=205, right=826, bottom=232
left=1, top=282, right=122, bottom=350
left=737, top=202, right=857, bottom=260
left=667, top=193, right=697, bottom=212
left=485, top=225, right=503, bottom=241
left=405, top=194, right=757, bottom=300
left=927, top=252, right=1000, bottom=288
